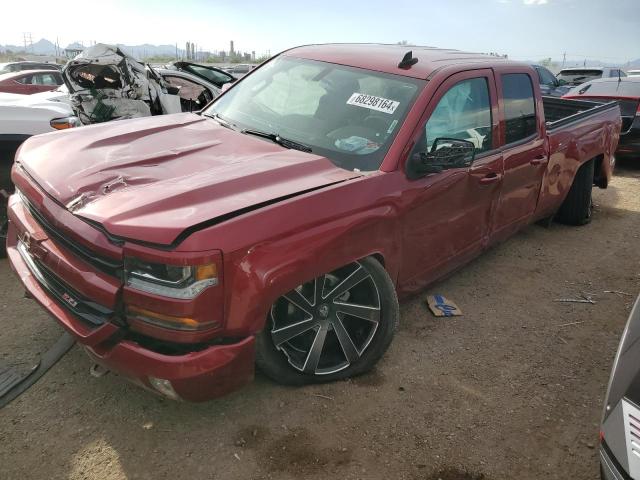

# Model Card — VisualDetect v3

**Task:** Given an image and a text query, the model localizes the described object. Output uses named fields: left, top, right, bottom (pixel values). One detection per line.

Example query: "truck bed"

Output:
left=543, top=96, right=619, bottom=130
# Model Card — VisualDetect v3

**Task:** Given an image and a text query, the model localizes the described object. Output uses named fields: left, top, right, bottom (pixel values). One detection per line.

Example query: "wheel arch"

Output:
left=221, top=226, right=401, bottom=338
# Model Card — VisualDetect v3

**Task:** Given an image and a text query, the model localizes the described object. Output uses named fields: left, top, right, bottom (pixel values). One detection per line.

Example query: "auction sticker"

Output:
left=346, top=93, right=399, bottom=114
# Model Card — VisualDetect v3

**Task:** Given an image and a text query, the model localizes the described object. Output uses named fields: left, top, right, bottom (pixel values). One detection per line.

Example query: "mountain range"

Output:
left=0, top=38, right=184, bottom=58
left=1, top=38, right=638, bottom=68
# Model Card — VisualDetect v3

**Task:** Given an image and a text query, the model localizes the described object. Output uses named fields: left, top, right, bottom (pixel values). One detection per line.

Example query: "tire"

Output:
left=256, top=256, right=399, bottom=386
left=556, top=158, right=595, bottom=226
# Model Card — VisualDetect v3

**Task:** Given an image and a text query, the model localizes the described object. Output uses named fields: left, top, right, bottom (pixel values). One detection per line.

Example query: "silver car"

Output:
left=601, top=294, right=640, bottom=479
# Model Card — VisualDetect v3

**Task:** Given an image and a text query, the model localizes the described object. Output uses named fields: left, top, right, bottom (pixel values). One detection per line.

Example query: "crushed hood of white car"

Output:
left=63, top=44, right=182, bottom=125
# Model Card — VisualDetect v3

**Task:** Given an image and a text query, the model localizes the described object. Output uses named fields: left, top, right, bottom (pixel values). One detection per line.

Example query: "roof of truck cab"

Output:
left=283, top=43, right=516, bottom=79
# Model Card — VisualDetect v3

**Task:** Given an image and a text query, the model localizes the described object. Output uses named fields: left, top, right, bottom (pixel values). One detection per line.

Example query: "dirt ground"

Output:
left=1, top=160, right=639, bottom=480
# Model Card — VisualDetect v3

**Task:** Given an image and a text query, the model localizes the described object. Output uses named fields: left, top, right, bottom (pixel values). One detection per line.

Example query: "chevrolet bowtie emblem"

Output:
left=20, top=231, right=48, bottom=260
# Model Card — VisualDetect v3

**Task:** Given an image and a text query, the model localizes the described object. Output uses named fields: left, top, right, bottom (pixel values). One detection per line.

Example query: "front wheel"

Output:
left=256, top=257, right=399, bottom=386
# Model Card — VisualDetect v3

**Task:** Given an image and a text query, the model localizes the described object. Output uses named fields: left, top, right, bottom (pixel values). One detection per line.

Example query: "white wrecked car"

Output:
left=0, top=50, right=235, bottom=253
left=63, top=44, right=183, bottom=124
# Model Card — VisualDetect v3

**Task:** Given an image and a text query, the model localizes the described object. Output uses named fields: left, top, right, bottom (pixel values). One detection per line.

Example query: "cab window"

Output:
left=416, top=77, right=493, bottom=155
left=501, top=73, right=537, bottom=144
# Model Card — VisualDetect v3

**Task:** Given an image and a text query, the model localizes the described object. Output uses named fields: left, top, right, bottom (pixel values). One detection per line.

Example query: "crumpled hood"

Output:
left=17, top=113, right=361, bottom=245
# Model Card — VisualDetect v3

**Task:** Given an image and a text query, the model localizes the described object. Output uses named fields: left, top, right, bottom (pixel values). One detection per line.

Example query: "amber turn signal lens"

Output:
left=195, top=263, right=217, bottom=281
left=50, top=116, right=81, bottom=130
left=127, top=306, right=217, bottom=331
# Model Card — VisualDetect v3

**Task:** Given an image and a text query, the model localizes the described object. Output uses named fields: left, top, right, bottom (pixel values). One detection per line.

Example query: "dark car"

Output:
left=557, top=67, right=626, bottom=87
left=0, top=61, right=61, bottom=75
left=164, top=61, right=236, bottom=89
left=531, top=64, right=571, bottom=97
left=564, top=77, right=640, bottom=158
left=600, top=294, right=640, bottom=480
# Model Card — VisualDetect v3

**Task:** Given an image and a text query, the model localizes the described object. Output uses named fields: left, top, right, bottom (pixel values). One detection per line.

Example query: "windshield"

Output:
left=182, top=64, right=234, bottom=87
left=567, top=79, right=640, bottom=98
left=557, top=69, right=603, bottom=84
left=204, top=56, right=424, bottom=171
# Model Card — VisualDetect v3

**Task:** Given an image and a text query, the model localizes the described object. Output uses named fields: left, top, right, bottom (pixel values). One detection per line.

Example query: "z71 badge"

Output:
left=62, top=292, right=79, bottom=308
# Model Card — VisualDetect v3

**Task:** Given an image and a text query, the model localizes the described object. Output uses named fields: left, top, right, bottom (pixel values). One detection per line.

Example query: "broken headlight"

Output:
left=124, top=257, right=218, bottom=299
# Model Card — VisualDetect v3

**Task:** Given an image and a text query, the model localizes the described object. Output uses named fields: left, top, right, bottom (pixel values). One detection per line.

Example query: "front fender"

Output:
left=221, top=206, right=402, bottom=337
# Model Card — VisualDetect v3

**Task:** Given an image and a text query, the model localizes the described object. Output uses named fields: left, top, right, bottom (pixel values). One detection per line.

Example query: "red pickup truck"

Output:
left=6, top=45, right=621, bottom=401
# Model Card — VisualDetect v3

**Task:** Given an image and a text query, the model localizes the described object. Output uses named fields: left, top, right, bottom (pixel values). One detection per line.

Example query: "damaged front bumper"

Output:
left=6, top=206, right=255, bottom=402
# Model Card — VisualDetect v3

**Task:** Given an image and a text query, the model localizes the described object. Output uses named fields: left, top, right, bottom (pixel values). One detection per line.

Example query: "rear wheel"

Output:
left=556, top=158, right=595, bottom=226
left=256, top=257, right=399, bottom=385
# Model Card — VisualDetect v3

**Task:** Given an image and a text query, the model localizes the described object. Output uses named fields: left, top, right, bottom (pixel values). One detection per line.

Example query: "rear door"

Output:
left=490, top=69, right=547, bottom=242
left=399, top=69, right=503, bottom=288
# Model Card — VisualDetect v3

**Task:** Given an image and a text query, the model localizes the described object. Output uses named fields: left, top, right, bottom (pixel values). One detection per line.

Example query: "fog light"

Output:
left=149, top=377, right=180, bottom=400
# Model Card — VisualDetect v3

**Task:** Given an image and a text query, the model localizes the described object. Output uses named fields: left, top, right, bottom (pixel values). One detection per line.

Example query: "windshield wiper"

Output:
left=241, top=128, right=312, bottom=153
left=204, top=112, right=235, bottom=130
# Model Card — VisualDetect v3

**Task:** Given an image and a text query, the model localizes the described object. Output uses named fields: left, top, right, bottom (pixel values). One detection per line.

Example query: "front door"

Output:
left=399, top=69, right=504, bottom=291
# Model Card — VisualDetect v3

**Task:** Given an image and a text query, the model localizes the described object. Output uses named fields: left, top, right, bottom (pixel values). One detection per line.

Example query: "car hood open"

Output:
left=17, top=113, right=362, bottom=245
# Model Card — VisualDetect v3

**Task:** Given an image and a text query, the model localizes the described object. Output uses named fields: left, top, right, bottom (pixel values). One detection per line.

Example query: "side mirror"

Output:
left=409, top=138, right=476, bottom=177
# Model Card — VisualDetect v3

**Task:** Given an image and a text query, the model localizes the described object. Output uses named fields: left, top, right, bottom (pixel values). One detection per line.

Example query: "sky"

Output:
left=2, top=0, right=639, bottom=62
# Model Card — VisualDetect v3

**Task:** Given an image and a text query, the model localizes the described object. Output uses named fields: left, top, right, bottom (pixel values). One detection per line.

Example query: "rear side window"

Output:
left=557, top=69, right=603, bottom=83
left=34, top=73, right=60, bottom=85
left=15, top=74, right=33, bottom=84
left=501, top=73, right=537, bottom=144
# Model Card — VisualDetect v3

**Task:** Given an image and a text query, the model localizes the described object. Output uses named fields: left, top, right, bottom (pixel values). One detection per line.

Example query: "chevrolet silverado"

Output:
left=6, top=44, right=621, bottom=401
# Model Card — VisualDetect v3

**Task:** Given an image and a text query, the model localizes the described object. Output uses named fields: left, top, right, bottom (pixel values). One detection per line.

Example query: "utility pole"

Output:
left=22, top=32, right=33, bottom=53
left=562, top=52, right=566, bottom=68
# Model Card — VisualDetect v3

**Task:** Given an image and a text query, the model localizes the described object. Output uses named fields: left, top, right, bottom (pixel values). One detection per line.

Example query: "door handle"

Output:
left=478, top=172, right=502, bottom=184
left=530, top=155, right=547, bottom=166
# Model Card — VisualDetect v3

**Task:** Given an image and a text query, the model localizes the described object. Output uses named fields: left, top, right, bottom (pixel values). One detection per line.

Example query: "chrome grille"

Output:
left=20, top=193, right=122, bottom=278
left=18, top=241, right=113, bottom=326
